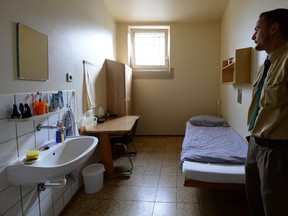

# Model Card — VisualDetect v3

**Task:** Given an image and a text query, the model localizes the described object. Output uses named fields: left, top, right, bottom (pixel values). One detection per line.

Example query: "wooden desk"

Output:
left=83, top=115, right=140, bottom=177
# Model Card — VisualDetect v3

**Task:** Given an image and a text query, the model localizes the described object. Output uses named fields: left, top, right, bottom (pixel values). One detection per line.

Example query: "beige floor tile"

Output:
left=153, top=202, right=177, bottom=216
left=147, top=157, right=164, bottom=166
left=60, top=136, right=249, bottom=216
left=117, top=174, right=143, bottom=186
left=112, top=185, right=138, bottom=200
left=176, top=175, right=185, bottom=188
left=131, top=164, right=146, bottom=176
left=83, top=198, right=111, bottom=216
left=134, top=157, right=149, bottom=166
left=104, top=200, right=133, bottom=216
left=141, top=175, right=160, bottom=187
left=177, top=202, right=200, bottom=216
left=160, top=166, right=178, bottom=176
left=129, top=201, right=154, bottom=216
left=158, top=175, right=177, bottom=187
left=144, top=165, right=162, bottom=176
left=134, top=186, right=157, bottom=201
left=156, top=187, right=177, bottom=202
left=162, top=158, right=179, bottom=167
left=177, top=187, right=198, bottom=203
left=151, top=147, right=165, bottom=154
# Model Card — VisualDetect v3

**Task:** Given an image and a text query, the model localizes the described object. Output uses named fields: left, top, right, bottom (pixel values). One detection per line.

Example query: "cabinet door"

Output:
left=106, top=60, right=126, bottom=116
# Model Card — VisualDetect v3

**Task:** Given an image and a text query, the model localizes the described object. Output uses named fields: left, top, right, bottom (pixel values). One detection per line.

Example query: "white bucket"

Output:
left=82, top=163, right=105, bottom=194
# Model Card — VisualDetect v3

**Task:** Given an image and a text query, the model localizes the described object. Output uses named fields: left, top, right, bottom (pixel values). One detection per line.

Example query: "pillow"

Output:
left=189, top=115, right=227, bottom=127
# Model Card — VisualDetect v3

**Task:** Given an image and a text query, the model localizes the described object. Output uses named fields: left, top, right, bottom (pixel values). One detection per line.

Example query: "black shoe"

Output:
left=23, top=103, right=32, bottom=118
left=19, top=103, right=25, bottom=115
left=10, top=104, right=22, bottom=119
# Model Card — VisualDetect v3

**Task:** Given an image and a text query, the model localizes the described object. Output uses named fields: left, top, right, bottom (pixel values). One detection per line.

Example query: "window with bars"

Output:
left=129, top=26, right=170, bottom=72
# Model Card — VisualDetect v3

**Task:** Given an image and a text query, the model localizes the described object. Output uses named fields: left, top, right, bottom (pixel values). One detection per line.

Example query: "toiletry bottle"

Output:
left=56, top=131, right=62, bottom=143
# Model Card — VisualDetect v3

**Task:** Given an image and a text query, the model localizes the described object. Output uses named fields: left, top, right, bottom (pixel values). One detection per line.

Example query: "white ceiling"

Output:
left=102, top=0, right=230, bottom=23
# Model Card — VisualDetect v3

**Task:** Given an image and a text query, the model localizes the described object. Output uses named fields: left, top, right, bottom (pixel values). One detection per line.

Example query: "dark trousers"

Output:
left=245, top=136, right=288, bottom=216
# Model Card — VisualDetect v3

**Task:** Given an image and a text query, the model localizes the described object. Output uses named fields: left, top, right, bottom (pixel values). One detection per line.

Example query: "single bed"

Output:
left=180, top=115, right=248, bottom=190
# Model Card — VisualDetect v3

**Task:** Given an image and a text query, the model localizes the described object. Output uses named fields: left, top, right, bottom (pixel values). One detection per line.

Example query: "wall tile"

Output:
left=0, top=186, right=21, bottom=214
left=22, top=188, right=38, bottom=215
left=44, top=208, right=54, bottom=216
left=71, top=181, right=80, bottom=195
left=0, top=167, right=10, bottom=192
left=21, top=184, right=37, bottom=197
left=40, top=190, right=53, bottom=216
left=0, top=94, right=14, bottom=120
left=18, top=132, right=36, bottom=158
left=39, top=187, right=51, bottom=200
left=16, top=121, right=34, bottom=137
left=67, top=90, right=74, bottom=108
left=0, top=119, right=16, bottom=143
left=48, top=112, right=60, bottom=125
left=48, top=128, right=58, bottom=141
left=62, top=91, right=68, bottom=108
left=2, top=202, right=22, bottom=216
left=25, top=203, right=40, bottom=216
left=52, top=187, right=63, bottom=203
left=53, top=195, right=64, bottom=216
left=63, top=186, right=73, bottom=206
left=0, top=139, right=18, bottom=167
left=35, top=129, right=49, bottom=148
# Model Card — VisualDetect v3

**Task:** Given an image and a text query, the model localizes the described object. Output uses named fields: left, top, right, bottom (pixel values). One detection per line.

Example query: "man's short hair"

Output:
left=260, top=8, right=288, bottom=39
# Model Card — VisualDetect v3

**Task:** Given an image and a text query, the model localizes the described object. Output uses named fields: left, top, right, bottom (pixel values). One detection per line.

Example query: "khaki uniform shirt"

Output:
left=248, top=43, right=288, bottom=140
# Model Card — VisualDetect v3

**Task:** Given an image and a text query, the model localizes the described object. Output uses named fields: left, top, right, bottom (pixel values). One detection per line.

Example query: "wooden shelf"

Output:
left=222, top=62, right=234, bottom=71
left=222, top=47, right=252, bottom=84
left=8, top=108, right=68, bottom=122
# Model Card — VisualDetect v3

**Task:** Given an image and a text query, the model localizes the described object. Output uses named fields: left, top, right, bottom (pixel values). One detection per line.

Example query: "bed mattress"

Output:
left=182, top=161, right=245, bottom=184
left=180, top=119, right=247, bottom=185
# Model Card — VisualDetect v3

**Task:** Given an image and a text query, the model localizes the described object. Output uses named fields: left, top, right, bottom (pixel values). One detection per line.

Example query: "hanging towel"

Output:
left=65, top=107, right=79, bottom=136
left=83, top=60, right=103, bottom=111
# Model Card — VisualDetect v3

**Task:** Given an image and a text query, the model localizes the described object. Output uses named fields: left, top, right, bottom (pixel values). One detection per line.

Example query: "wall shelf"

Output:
left=8, top=108, right=68, bottom=122
left=222, top=47, right=252, bottom=84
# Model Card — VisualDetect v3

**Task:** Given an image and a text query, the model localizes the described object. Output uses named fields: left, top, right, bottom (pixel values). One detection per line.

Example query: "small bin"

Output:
left=82, top=163, right=105, bottom=194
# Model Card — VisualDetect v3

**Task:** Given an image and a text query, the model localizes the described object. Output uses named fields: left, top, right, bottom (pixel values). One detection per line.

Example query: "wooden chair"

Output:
left=110, top=119, right=138, bottom=172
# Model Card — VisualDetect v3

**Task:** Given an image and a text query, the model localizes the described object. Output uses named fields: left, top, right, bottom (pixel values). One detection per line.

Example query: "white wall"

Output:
left=220, top=0, right=288, bottom=138
left=0, top=0, right=115, bottom=215
left=0, top=0, right=116, bottom=119
left=117, top=23, right=221, bottom=135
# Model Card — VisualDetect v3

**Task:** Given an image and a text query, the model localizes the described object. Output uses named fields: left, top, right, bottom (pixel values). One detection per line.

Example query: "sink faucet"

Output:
left=36, top=121, right=66, bottom=132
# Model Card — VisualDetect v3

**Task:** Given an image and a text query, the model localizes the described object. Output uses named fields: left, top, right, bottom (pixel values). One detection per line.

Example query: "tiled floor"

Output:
left=61, top=136, right=249, bottom=216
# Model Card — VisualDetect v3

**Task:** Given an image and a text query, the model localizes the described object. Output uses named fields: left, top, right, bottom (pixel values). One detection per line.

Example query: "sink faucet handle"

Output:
left=57, top=121, right=66, bottom=132
left=36, top=124, right=42, bottom=131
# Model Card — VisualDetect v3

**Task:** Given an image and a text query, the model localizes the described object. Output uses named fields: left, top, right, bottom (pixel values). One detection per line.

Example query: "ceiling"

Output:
left=102, top=0, right=230, bottom=23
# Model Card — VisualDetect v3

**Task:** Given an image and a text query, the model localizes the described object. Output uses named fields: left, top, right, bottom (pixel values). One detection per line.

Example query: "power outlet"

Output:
left=237, top=89, right=242, bottom=104
left=66, top=73, right=73, bottom=82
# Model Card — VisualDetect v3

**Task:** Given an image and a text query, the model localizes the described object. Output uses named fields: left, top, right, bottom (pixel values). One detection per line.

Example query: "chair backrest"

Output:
left=124, top=118, right=139, bottom=143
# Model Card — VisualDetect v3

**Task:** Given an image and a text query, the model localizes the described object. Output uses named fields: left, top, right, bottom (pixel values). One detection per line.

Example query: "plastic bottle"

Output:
left=83, top=109, right=96, bottom=130
left=56, top=131, right=62, bottom=143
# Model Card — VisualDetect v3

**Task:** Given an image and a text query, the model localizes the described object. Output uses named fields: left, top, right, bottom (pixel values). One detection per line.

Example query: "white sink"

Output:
left=6, top=136, right=98, bottom=185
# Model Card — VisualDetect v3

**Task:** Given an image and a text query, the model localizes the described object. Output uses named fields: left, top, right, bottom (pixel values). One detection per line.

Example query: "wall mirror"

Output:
left=17, top=23, right=49, bottom=81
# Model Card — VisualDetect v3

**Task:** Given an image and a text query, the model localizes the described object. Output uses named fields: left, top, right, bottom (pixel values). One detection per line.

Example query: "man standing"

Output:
left=246, top=8, right=288, bottom=216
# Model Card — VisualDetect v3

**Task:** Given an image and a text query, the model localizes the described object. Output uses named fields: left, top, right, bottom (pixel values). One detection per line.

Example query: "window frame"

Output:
left=128, top=26, right=172, bottom=79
